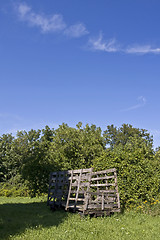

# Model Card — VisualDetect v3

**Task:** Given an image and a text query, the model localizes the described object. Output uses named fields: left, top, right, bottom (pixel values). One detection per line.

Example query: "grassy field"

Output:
left=0, top=197, right=160, bottom=240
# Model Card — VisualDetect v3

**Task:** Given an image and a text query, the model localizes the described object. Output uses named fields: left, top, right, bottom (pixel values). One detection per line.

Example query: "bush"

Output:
left=0, top=183, right=30, bottom=197
left=136, top=196, right=160, bottom=216
left=93, top=137, right=160, bottom=209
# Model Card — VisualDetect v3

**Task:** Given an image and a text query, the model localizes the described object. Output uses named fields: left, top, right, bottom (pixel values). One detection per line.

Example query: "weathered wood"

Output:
left=92, top=168, right=116, bottom=175
left=114, top=170, right=120, bottom=209
left=65, top=170, right=73, bottom=210
left=47, top=167, right=120, bottom=216
left=83, top=168, right=93, bottom=212
left=90, top=183, right=116, bottom=187
left=86, top=190, right=117, bottom=195
left=74, top=169, right=82, bottom=211
left=69, top=198, right=85, bottom=201
left=87, top=203, right=118, bottom=209
left=91, top=175, right=115, bottom=181
left=102, top=192, right=104, bottom=210
left=67, top=168, right=93, bottom=174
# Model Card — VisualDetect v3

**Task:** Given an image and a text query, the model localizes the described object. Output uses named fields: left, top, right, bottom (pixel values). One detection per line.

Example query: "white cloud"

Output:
left=16, top=2, right=66, bottom=33
left=64, top=23, right=89, bottom=38
left=88, top=33, right=119, bottom=52
left=88, top=33, right=160, bottom=55
left=15, top=2, right=88, bottom=37
left=125, top=45, right=160, bottom=54
left=14, top=3, right=160, bottom=52
left=18, top=2, right=31, bottom=17
left=120, top=96, right=146, bottom=112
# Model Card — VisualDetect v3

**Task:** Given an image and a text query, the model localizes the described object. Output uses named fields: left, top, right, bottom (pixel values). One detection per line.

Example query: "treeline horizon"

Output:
left=0, top=122, right=160, bottom=208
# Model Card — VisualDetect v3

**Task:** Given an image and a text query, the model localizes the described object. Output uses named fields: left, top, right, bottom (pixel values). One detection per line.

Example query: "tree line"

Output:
left=0, top=123, right=159, bottom=208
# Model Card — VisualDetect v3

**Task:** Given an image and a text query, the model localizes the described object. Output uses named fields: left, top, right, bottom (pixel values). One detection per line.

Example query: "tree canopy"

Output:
left=0, top=123, right=159, bottom=208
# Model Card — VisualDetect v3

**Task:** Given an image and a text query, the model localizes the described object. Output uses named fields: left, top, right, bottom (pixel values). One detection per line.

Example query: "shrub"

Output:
left=93, top=136, right=160, bottom=209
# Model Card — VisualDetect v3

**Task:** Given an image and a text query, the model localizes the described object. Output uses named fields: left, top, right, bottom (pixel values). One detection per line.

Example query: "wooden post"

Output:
left=102, top=192, right=104, bottom=210
left=65, top=170, right=73, bottom=211
left=83, top=168, right=93, bottom=213
left=114, top=170, right=120, bottom=210
left=74, top=169, right=82, bottom=211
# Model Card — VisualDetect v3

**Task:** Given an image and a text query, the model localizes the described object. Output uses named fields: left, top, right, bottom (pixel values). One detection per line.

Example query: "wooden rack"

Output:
left=47, top=168, right=120, bottom=216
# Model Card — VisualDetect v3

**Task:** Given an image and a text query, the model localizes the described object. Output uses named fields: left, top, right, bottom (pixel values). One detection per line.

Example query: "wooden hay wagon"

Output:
left=47, top=168, right=120, bottom=216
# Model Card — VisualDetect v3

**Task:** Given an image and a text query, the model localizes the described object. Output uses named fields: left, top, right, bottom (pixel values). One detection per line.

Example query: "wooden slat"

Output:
left=67, top=168, right=92, bottom=174
left=87, top=203, right=118, bottom=209
left=70, top=190, right=86, bottom=194
left=68, top=175, right=89, bottom=180
left=71, top=182, right=89, bottom=187
left=62, top=203, right=83, bottom=209
left=92, top=168, right=116, bottom=175
left=90, top=183, right=115, bottom=187
left=91, top=175, right=115, bottom=181
left=65, top=170, right=73, bottom=210
left=69, top=198, right=85, bottom=201
left=74, top=169, right=82, bottom=211
left=114, top=170, right=120, bottom=209
left=86, top=191, right=117, bottom=196
left=102, top=192, right=104, bottom=210
left=83, top=168, right=93, bottom=212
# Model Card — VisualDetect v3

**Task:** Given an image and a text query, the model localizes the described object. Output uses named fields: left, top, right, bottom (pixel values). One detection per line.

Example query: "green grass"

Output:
left=0, top=197, right=160, bottom=240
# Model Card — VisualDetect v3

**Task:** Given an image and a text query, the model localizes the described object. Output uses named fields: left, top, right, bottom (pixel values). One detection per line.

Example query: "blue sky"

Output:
left=0, top=0, right=160, bottom=148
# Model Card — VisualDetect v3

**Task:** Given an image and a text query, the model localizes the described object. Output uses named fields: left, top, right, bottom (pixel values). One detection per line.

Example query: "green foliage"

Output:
left=0, top=122, right=159, bottom=209
left=103, top=124, right=153, bottom=149
left=17, top=127, right=54, bottom=196
left=93, top=125, right=160, bottom=208
left=0, top=127, right=55, bottom=196
left=0, top=133, right=15, bottom=182
left=0, top=174, right=29, bottom=197
left=47, top=122, right=106, bottom=170
left=136, top=197, right=160, bottom=216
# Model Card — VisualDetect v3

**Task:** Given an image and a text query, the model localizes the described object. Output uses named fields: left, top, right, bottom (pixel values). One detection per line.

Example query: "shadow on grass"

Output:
left=0, top=201, right=68, bottom=239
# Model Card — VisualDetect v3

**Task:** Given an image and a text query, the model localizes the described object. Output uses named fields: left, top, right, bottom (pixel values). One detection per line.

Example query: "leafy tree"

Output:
left=19, top=127, right=55, bottom=195
left=103, top=124, right=153, bottom=149
left=93, top=126, right=159, bottom=208
left=47, top=122, right=106, bottom=170
left=0, top=133, right=14, bottom=182
left=0, top=122, right=159, bottom=203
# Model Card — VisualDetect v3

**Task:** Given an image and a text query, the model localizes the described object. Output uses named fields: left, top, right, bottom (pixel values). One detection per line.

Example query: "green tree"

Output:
left=103, top=123, right=153, bottom=149
left=47, top=122, right=106, bottom=170
left=0, top=133, right=14, bottom=182
left=93, top=125, right=159, bottom=208
left=20, top=127, right=55, bottom=195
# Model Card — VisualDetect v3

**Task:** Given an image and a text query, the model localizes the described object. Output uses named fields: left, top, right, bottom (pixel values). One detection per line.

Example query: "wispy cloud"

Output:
left=17, top=2, right=31, bottom=18
left=125, top=45, right=160, bottom=54
left=64, top=23, right=89, bottom=38
left=14, top=3, right=160, bottom=54
left=120, top=96, right=146, bottom=112
left=88, top=33, right=160, bottom=55
left=88, top=33, right=119, bottom=52
left=15, top=2, right=88, bottom=38
left=16, top=2, right=66, bottom=33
